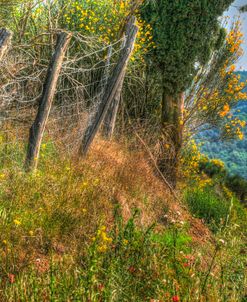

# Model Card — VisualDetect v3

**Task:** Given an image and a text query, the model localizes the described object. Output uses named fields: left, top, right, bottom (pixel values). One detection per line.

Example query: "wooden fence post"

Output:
left=102, top=75, right=124, bottom=139
left=0, top=28, right=12, bottom=61
left=25, top=31, right=72, bottom=171
left=79, top=16, right=138, bottom=156
left=102, top=17, right=136, bottom=140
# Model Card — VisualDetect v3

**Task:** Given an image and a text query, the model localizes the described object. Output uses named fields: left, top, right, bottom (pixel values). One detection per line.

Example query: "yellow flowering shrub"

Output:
left=180, top=140, right=233, bottom=192
left=226, top=21, right=244, bottom=55
left=29, top=1, right=155, bottom=62
left=181, top=140, right=212, bottom=189
left=185, top=21, right=247, bottom=142
left=61, top=1, right=154, bottom=60
left=210, top=159, right=225, bottom=169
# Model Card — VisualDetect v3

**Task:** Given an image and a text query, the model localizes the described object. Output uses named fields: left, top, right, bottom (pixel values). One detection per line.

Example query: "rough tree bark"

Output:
left=158, top=86, right=184, bottom=188
left=25, top=31, right=72, bottom=171
left=0, top=28, right=12, bottom=61
left=79, top=16, right=138, bottom=156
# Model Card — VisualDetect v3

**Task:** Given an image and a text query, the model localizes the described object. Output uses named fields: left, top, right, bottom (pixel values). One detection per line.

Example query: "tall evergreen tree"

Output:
left=240, top=4, right=247, bottom=12
left=141, top=0, right=234, bottom=186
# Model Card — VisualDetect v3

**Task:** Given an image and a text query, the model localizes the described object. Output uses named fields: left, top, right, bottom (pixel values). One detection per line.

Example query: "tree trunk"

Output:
left=159, top=88, right=184, bottom=188
left=25, top=31, right=72, bottom=171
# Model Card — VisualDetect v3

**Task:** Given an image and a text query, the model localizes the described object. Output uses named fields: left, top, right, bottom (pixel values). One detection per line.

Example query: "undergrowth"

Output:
left=0, top=140, right=246, bottom=301
left=185, top=188, right=230, bottom=232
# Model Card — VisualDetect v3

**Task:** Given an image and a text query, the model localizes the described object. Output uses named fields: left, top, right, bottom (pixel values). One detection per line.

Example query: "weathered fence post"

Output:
left=0, top=28, right=12, bottom=161
left=79, top=16, right=138, bottom=156
left=25, top=31, right=72, bottom=171
left=99, top=45, right=112, bottom=93
left=102, top=19, right=134, bottom=140
left=0, top=28, right=12, bottom=61
left=102, top=75, right=124, bottom=139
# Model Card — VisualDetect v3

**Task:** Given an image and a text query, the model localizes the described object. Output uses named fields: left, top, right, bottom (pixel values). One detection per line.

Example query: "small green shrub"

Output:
left=185, top=188, right=230, bottom=232
left=225, top=174, right=247, bottom=204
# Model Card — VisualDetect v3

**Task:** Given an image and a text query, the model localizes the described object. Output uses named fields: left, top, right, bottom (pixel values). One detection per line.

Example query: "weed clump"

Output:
left=185, top=188, right=230, bottom=232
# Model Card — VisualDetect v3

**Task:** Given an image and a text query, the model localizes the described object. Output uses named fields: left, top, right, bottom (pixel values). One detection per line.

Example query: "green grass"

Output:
left=1, top=207, right=246, bottom=302
left=185, top=188, right=231, bottom=232
left=0, top=140, right=246, bottom=301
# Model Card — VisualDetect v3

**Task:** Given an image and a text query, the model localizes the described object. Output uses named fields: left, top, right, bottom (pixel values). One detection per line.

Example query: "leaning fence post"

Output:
left=79, top=16, right=138, bottom=156
left=102, top=75, right=124, bottom=139
left=25, top=31, right=72, bottom=171
left=102, top=17, right=136, bottom=140
left=0, top=28, right=12, bottom=61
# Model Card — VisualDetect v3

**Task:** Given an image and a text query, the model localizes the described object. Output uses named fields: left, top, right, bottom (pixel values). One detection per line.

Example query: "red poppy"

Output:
left=172, top=296, right=180, bottom=302
left=128, top=266, right=136, bottom=273
left=98, top=283, right=104, bottom=291
left=8, top=274, right=15, bottom=284
left=184, top=255, right=195, bottom=262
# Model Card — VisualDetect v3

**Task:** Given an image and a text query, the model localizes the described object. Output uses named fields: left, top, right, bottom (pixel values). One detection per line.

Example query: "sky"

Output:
left=225, top=0, right=247, bottom=70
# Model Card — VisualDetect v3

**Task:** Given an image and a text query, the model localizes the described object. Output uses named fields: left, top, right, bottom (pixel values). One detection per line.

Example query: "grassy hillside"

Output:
left=0, top=139, right=246, bottom=301
left=0, top=1, right=247, bottom=301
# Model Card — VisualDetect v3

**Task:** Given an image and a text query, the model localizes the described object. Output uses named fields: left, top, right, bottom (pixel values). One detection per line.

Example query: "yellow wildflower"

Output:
left=123, top=239, right=128, bottom=245
left=98, top=245, right=107, bottom=253
left=14, top=219, right=21, bottom=226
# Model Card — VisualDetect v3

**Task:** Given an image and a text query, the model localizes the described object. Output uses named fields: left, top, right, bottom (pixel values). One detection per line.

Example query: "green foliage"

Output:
left=185, top=188, right=230, bottom=232
left=141, top=0, right=234, bottom=95
left=0, top=0, right=26, bottom=27
left=81, top=209, right=192, bottom=301
left=199, top=158, right=227, bottom=179
left=200, top=133, right=247, bottom=178
left=225, top=174, right=247, bottom=202
left=61, top=0, right=127, bottom=41
left=195, top=153, right=247, bottom=204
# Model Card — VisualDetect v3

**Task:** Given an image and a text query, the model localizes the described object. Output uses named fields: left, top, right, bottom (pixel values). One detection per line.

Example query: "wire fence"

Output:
left=0, top=31, right=124, bottom=166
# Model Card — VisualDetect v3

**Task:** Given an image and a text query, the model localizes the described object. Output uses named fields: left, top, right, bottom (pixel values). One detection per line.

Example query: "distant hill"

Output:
left=198, top=71, right=247, bottom=179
